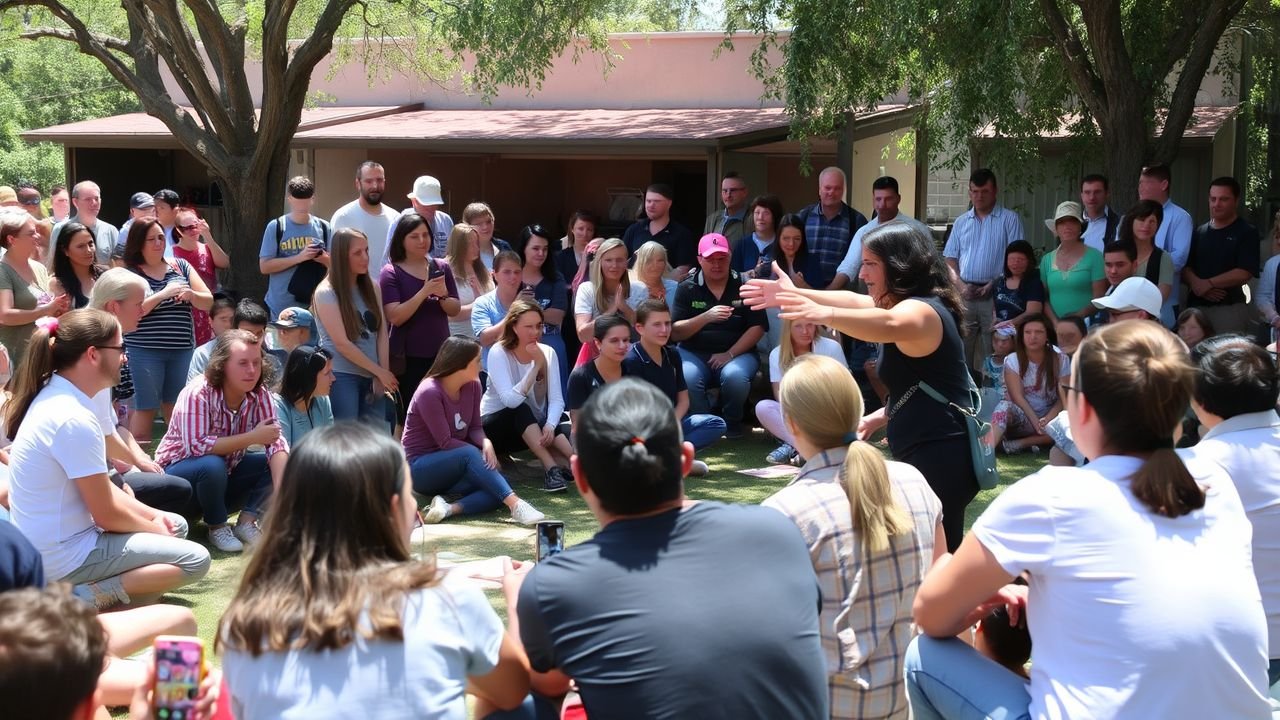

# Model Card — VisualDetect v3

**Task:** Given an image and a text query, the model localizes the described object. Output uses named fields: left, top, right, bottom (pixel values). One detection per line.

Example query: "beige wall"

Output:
left=165, top=32, right=784, bottom=111
left=851, top=130, right=918, bottom=220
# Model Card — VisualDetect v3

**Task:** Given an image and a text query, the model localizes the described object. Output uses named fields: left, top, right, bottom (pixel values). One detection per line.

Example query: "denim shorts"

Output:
left=126, top=344, right=195, bottom=411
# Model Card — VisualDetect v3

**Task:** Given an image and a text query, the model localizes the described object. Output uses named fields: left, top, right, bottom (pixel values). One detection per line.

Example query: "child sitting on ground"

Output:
left=979, top=326, right=1016, bottom=423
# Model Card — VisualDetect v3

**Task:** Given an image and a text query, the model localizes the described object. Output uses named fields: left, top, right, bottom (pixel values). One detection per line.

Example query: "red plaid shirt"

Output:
left=153, top=377, right=288, bottom=471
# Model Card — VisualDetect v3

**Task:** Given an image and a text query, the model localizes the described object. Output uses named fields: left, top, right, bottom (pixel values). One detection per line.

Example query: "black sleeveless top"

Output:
left=877, top=295, right=970, bottom=456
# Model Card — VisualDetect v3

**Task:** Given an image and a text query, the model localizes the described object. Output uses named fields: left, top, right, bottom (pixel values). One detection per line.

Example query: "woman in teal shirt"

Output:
left=1040, top=201, right=1105, bottom=322
left=273, top=345, right=336, bottom=446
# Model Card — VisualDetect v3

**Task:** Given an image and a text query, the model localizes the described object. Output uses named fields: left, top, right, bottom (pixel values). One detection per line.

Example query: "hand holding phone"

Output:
left=536, top=520, right=565, bottom=562
left=150, top=636, right=204, bottom=719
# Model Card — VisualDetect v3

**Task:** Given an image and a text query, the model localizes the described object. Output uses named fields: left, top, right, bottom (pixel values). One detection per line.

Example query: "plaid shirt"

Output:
left=801, top=202, right=868, bottom=288
left=153, top=377, right=288, bottom=471
left=763, top=447, right=942, bottom=720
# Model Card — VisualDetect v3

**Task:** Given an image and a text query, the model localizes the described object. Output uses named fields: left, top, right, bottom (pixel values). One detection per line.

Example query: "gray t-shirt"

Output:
left=518, top=501, right=829, bottom=719
left=258, top=215, right=329, bottom=319
left=222, top=580, right=503, bottom=720
left=314, top=285, right=379, bottom=378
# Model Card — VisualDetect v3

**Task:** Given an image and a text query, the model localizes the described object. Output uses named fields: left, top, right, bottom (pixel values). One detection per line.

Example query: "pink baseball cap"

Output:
left=698, top=233, right=730, bottom=257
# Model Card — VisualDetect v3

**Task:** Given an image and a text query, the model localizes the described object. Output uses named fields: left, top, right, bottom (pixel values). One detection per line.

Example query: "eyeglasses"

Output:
left=176, top=223, right=199, bottom=232
left=1060, top=383, right=1082, bottom=396
left=19, top=199, right=40, bottom=207
left=94, top=344, right=126, bottom=352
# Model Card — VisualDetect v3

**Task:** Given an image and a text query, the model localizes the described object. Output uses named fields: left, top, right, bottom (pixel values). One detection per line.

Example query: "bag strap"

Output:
left=275, top=215, right=286, bottom=247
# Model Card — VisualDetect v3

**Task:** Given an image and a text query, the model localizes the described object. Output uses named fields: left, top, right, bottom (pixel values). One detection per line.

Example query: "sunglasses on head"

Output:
left=177, top=223, right=199, bottom=232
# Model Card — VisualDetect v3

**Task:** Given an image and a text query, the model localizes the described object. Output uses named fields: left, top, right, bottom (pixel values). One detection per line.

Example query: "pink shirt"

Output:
left=154, top=377, right=288, bottom=470
left=174, top=243, right=217, bottom=344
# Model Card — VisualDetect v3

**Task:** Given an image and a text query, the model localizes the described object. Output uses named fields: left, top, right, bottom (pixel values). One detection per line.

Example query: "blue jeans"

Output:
left=164, top=452, right=273, bottom=526
left=126, top=344, right=194, bottom=410
left=904, top=635, right=1031, bottom=720
left=330, top=371, right=390, bottom=431
left=682, top=414, right=726, bottom=450
left=408, top=445, right=514, bottom=516
left=677, top=347, right=759, bottom=424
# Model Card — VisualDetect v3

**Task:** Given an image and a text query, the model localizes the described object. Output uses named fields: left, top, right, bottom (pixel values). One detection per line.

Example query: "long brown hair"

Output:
left=445, top=223, right=491, bottom=293
left=499, top=299, right=545, bottom=351
left=5, top=309, right=119, bottom=439
left=121, top=218, right=163, bottom=267
left=317, top=228, right=383, bottom=343
left=217, top=423, right=438, bottom=657
left=204, top=329, right=274, bottom=392
left=425, top=336, right=481, bottom=380
left=1013, top=314, right=1059, bottom=397
left=864, top=223, right=965, bottom=329
left=1075, top=321, right=1202, bottom=518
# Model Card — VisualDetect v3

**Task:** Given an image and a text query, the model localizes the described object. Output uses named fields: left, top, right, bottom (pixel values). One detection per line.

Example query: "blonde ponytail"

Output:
left=842, top=440, right=911, bottom=553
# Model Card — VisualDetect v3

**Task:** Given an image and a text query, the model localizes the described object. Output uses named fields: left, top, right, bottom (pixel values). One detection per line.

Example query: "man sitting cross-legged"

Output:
left=500, top=379, right=828, bottom=719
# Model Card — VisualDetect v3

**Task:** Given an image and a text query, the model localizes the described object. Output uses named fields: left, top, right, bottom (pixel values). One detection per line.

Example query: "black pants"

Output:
left=897, top=436, right=979, bottom=553
left=395, top=355, right=436, bottom=425
left=110, top=470, right=193, bottom=516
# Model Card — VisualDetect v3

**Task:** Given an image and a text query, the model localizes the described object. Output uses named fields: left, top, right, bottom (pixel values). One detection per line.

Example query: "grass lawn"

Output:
left=160, top=429, right=1047, bottom=666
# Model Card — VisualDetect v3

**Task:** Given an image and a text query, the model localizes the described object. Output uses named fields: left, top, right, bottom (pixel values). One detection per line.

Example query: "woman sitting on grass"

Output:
left=480, top=299, right=574, bottom=493
left=272, top=345, right=335, bottom=447
left=989, top=314, right=1069, bottom=455
left=764, top=353, right=942, bottom=720
left=403, top=336, right=545, bottom=526
left=219, top=422, right=530, bottom=719
left=754, top=317, right=846, bottom=466
left=908, top=320, right=1271, bottom=720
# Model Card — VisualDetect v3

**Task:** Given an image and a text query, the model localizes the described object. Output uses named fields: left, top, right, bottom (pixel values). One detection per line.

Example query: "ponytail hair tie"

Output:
left=34, top=316, right=58, bottom=334
left=630, top=436, right=646, bottom=446
left=843, top=431, right=858, bottom=444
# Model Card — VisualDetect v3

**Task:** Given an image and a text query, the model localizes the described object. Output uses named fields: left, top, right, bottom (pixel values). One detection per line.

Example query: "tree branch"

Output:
left=1153, top=0, right=1249, bottom=160
left=17, top=26, right=130, bottom=54
left=1038, top=0, right=1107, bottom=119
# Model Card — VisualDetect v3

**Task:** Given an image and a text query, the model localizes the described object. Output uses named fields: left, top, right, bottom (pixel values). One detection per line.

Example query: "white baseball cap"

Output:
left=407, top=176, right=444, bottom=206
left=1091, top=276, right=1162, bottom=318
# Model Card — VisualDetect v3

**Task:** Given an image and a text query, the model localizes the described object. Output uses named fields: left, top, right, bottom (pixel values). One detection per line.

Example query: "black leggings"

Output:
left=395, top=355, right=436, bottom=425
left=897, top=436, right=979, bottom=553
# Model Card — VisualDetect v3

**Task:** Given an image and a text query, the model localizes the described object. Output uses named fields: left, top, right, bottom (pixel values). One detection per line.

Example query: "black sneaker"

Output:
left=543, top=467, right=569, bottom=492
left=724, top=421, right=745, bottom=440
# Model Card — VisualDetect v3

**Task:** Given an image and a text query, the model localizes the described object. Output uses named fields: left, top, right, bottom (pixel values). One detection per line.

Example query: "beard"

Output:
left=362, top=190, right=384, bottom=205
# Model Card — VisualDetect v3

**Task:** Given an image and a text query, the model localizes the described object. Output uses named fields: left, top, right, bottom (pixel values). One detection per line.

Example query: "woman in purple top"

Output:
left=402, top=336, right=545, bottom=526
left=380, top=213, right=461, bottom=427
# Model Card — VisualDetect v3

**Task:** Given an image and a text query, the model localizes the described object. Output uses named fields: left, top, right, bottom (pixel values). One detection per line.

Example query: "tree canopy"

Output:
left=725, top=0, right=1276, bottom=208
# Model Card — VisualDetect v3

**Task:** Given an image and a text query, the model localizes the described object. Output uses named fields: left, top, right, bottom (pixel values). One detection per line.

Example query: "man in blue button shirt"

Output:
left=943, top=168, right=1024, bottom=371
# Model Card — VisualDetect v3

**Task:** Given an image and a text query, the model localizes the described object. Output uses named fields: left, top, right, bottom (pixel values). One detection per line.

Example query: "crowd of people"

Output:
left=0, top=161, right=1278, bottom=719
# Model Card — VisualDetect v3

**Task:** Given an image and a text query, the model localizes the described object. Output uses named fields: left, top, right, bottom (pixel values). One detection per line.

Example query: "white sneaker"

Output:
left=424, top=495, right=451, bottom=524
left=510, top=499, right=545, bottom=525
left=209, top=525, right=243, bottom=553
left=233, top=521, right=262, bottom=547
left=689, top=460, right=709, bottom=477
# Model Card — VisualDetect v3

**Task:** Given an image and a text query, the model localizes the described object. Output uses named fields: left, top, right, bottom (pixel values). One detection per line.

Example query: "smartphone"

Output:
left=535, top=520, right=565, bottom=562
left=152, top=636, right=204, bottom=720
left=520, top=282, right=535, bottom=295
left=427, top=260, right=444, bottom=279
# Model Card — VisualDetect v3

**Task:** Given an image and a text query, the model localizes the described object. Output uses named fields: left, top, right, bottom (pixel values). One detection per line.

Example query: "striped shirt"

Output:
left=153, top=377, right=288, bottom=472
left=943, top=204, right=1024, bottom=283
left=125, top=260, right=196, bottom=350
left=763, top=447, right=942, bottom=720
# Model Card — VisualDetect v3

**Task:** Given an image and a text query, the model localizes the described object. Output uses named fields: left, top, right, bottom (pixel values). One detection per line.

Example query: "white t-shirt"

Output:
left=223, top=578, right=504, bottom=720
left=331, top=200, right=401, bottom=271
left=1002, top=348, right=1070, bottom=416
left=573, top=280, right=648, bottom=319
left=972, top=455, right=1270, bottom=720
left=1180, top=410, right=1280, bottom=659
left=479, top=342, right=564, bottom=424
left=767, top=336, right=846, bottom=383
left=9, top=374, right=110, bottom=580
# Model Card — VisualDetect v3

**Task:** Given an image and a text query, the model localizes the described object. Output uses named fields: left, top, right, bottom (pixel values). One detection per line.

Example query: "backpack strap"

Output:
left=275, top=215, right=286, bottom=247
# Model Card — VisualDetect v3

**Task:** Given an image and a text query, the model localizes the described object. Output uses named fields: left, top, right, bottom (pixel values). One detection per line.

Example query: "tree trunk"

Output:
left=208, top=139, right=293, bottom=302
left=1099, top=116, right=1150, bottom=213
